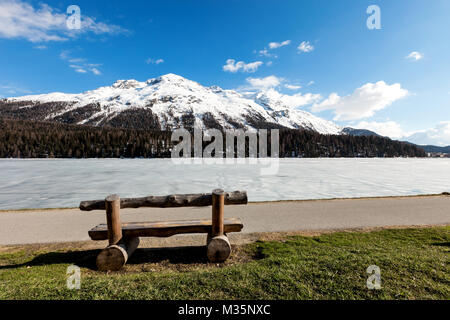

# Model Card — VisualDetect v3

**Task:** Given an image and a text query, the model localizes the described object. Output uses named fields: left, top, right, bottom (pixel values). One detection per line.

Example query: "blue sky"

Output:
left=1, top=0, right=450, bottom=145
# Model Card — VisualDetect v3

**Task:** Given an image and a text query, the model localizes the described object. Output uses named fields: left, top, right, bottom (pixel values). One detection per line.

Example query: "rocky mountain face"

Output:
left=0, top=74, right=342, bottom=134
left=341, top=127, right=380, bottom=137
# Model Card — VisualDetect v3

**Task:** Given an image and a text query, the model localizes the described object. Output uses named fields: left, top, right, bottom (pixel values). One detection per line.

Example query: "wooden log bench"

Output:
left=80, top=189, right=247, bottom=271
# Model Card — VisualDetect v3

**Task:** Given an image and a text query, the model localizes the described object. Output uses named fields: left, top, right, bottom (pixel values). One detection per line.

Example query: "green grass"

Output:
left=0, top=227, right=449, bottom=300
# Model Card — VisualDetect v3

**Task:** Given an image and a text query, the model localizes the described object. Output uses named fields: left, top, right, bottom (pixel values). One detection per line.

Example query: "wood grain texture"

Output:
left=89, top=218, right=243, bottom=240
left=207, top=235, right=231, bottom=263
left=105, top=195, right=121, bottom=245
left=211, top=189, right=225, bottom=237
left=79, top=191, right=247, bottom=211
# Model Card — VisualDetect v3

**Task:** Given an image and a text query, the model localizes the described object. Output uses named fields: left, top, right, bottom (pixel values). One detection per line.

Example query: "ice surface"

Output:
left=0, top=158, right=449, bottom=210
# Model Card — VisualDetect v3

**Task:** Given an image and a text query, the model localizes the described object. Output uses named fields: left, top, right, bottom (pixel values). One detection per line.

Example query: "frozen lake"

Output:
left=0, top=158, right=449, bottom=210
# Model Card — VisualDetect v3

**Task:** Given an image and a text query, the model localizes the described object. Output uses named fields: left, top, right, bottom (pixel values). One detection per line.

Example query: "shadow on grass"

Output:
left=129, top=246, right=209, bottom=265
left=0, top=249, right=100, bottom=271
left=0, top=246, right=211, bottom=271
left=431, top=242, right=450, bottom=247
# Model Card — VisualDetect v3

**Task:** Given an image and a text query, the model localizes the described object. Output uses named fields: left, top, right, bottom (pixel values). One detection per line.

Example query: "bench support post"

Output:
left=211, top=189, right=225, bottom=237
left=97, top=194, right=140, bottom=271
left=105, top=194, right=122, bottom=245
left=207, top=189, right=231, bottom=262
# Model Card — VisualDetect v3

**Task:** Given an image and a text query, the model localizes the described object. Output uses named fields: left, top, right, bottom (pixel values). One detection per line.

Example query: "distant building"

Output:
left=428, top=152, right=450, bottom=158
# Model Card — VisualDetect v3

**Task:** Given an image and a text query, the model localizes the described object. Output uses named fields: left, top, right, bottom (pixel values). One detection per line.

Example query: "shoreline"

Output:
left=0, top=156, right=450, bottom=162
left=1, top=192, right=448, bottom=213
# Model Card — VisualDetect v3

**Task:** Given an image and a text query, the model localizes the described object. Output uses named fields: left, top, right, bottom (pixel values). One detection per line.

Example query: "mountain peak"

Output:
left=111, top=74, right=188, bottom=89
left=146, top=73, right=188, bottom=84
left=159, top=73, right=187, bottom=81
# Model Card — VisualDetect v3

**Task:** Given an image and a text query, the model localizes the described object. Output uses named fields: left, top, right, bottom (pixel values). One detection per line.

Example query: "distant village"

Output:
left=427, top=152, right=450, bottom=158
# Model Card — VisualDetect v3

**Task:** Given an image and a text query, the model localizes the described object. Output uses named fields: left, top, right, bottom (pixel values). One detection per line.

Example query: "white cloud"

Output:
left=353, top=121, right=450, bottom=146
left=268, top=40, right=291, bottom=49
left=406, top=51, right=424, bottom=61
left=0, top=0, right=128, bottom=43
left=74, top=68, right=87, bottom=74
left=34, top=45, right=47, bottom=50
left=258, top=40, right=290, bottom=60
left=68, top=58, right=85, bottom=63
left=245, top=76, right=304, bottom=93
left=259, top=49, right=277, bottom=58
left=242, top=77, right=321, bottom=108
left=245, top=76, right=283, bottom=90
left=264, top=88, right=321, bottom=108
left=353, top=121, right=408, bottom=139
left=312, top=81, right=409, bottom=121
left=307, top=81, right=315, bottom=86
left=146, top=58, right=164, bottom=65
left=223, top=59, right=263, bottom=73
left=91, top=68, right=101, bottom=75
left=61, top=50, right=102, bottom=75
left=284, top=84, right=302, bottom=90
left=406, top=122, right=450, bottom=146
left=297, top=41, right=314, bottom=53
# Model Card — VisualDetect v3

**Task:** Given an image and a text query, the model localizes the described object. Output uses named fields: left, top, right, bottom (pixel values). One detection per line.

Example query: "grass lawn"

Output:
left=0, top=227, right=448, bottom=300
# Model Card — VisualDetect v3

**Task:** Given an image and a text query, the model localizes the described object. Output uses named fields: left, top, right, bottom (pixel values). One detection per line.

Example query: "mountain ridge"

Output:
left=0, top=73, right=342, bottom=134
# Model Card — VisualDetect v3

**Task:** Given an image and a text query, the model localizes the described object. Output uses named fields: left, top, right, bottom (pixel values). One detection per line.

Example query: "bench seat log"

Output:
left=80, top=191, right=247, bottom=211
left=89, top=218, right=244, bottom=240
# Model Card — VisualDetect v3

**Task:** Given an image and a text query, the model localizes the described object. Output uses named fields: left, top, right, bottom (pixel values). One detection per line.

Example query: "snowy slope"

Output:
left=3, top=74, right=342, bottom=134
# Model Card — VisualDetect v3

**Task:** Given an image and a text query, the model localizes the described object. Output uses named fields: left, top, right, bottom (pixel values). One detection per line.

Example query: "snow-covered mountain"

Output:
left=1, top=73, right=342, bottom=134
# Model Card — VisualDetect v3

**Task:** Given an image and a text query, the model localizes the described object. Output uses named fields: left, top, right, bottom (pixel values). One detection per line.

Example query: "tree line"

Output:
left=0, top=118, right=426, bottom=158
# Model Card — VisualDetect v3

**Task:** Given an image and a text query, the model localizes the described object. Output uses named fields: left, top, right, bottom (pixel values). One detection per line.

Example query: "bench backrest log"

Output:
left=80, top=190, right=247, bottom=246
left=79, top=191, right=248, bottom=211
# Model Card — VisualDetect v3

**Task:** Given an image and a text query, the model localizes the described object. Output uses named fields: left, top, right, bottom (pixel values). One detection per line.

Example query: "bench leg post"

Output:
left=97, top=237, right=140, bottom=271
left=105, top=194, right=122, bottom=245
left=207, top=189, right=231, bottom=262
left=211, top=189, right=224, bottom=237
left=97, top=194, right=140, bottom=271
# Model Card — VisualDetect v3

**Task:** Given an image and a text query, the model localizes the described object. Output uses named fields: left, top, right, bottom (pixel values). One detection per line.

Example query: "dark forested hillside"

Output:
left=419, top=145, right=450, bottom=154
left=0, top=118, right=426, bottom=158
left=0, top=118, right=172, bottom=158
